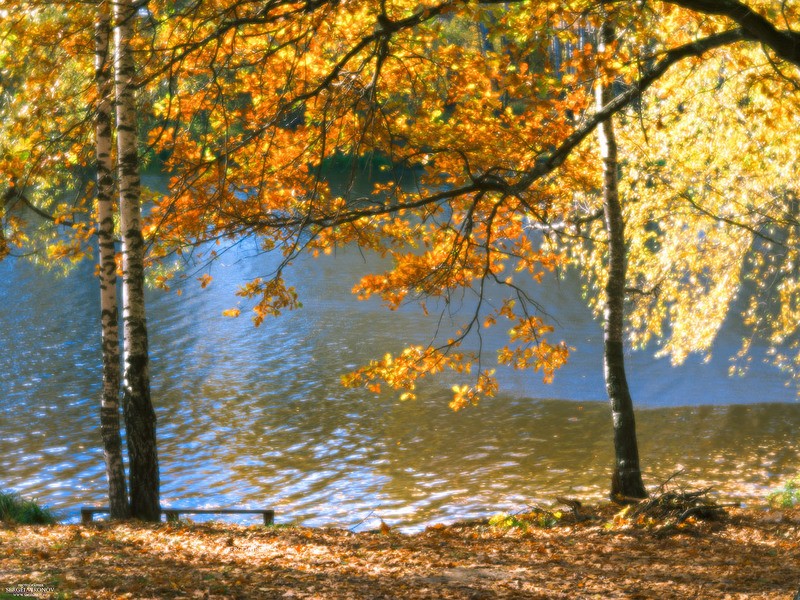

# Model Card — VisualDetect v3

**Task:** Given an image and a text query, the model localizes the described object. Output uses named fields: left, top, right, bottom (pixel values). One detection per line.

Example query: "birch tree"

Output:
left=95, top=1, right=129, bottom=520
left=113, top=0, right=160, bottom=521
left=0, top=3, right=141, bottom=517
left=594, top=20, right=647, bottom=501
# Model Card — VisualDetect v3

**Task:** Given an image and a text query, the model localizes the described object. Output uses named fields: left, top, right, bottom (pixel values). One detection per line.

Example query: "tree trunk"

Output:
left=113, top=0, right=161, bottom=521
left=95, top=2, right=129, bottom=520
left=596, top=22, right=648, bottom=501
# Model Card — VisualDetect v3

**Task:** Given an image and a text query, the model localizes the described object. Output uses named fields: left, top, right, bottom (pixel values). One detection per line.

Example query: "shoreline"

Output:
left=1, top=503, right=798, bottom=599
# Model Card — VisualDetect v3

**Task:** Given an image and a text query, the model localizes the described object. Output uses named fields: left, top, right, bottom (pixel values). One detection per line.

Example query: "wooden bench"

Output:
left=80, top=506, right=275, bottom=525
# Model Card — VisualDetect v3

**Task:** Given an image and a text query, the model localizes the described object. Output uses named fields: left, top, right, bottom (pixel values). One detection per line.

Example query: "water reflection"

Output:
left=0, top=240, right=798, bottom=530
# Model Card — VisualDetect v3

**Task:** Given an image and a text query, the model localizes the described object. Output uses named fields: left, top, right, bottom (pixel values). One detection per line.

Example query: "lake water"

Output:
left=1, top=200, right=798, bottom=530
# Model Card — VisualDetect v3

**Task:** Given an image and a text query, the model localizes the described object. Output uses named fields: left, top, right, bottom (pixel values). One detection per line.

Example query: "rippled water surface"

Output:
left=1, top=226, right=798, bottom=530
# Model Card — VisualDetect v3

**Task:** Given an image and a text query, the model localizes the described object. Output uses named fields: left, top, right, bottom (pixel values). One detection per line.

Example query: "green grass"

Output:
left=767, top=478, right=800, bottom=508
left=0, top=491, right=57, bottom=525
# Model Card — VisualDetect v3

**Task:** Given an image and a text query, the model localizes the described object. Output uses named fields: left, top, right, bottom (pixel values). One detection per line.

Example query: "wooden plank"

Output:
left=79, top=507, right=275, bottom=525
left=162, top=509, right=268, bottom=515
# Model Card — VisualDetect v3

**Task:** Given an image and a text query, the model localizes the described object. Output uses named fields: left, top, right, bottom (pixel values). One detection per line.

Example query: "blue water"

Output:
left=0, top=236, right=797, bottom=530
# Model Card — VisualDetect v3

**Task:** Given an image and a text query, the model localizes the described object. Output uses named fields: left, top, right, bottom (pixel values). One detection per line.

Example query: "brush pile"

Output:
left=629, top=487, right=726, bottom=523
left=613, top=472, right=733, bottom=535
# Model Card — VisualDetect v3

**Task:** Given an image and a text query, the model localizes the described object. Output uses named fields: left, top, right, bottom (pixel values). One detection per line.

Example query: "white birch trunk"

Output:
left=596, top=21, right=647, bottom=501
left=95, top=1, right=129, bottom=519
left=113, top=0, right=160, bottom=521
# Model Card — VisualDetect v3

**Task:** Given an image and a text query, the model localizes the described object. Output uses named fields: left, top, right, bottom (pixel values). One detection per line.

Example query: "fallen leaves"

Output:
left=0, top=507, right=797, bottom=599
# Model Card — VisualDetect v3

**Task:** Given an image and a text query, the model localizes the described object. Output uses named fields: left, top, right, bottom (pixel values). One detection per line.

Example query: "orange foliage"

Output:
left=5, top=0, right=800, bottom=402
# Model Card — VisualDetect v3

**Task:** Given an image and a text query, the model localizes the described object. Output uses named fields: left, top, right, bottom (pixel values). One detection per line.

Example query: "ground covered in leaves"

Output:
left=0, top=506, right=798, bottom=599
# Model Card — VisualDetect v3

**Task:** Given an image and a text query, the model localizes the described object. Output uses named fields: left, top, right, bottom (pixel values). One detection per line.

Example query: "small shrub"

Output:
left=767, top=478, right=800, bottom=508
left=0, top=491, right=57, bottom=525
left=489, top=512, right=525, bottom=530
left=489, top=508, right=562, bottom=531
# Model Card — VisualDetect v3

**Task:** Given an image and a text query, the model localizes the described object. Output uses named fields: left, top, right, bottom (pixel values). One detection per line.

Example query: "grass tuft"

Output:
left=0, top=491, right=57, bottom=525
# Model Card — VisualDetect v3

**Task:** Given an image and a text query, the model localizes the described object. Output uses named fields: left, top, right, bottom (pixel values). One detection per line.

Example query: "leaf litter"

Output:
left=0, top=505, right=797, bottom=599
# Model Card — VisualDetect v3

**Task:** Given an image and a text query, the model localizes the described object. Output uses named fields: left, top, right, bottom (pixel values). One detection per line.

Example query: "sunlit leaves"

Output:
left=235, top=276, right=302, bottom=325
left=8, top=0, right=800, bottom=406
left=340, top=343, right=500, bottom=409
left=0, top=2, right=98, bottom=268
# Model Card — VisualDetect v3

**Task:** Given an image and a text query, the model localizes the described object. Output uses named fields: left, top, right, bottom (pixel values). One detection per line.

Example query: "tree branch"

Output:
left=511, top=28, right=747, bottom=194
left=238, top=30, right=746, bottom=234
left=663, top=0, right=800, bottom=66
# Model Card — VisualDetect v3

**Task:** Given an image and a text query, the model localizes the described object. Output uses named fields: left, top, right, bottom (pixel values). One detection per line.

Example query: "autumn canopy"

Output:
left=1, top=0, right=799, bottom=512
